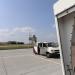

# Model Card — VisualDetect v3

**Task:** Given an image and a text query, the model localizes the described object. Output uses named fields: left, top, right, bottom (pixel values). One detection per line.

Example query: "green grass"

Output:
left=0, top=44, right=33, bottom=50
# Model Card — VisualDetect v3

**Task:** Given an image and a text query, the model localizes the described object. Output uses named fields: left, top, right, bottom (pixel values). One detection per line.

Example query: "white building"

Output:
left=54, top=0, right=75, bottom=75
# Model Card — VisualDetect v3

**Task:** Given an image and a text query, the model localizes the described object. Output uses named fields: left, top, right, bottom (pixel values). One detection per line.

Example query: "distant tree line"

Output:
left=7, top=41, right=24, bottom=44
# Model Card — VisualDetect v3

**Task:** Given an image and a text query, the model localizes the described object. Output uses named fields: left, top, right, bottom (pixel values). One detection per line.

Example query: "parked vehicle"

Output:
left=46, top=43, right=59, bottom=58
left=33, top=42, right=59, bottom=58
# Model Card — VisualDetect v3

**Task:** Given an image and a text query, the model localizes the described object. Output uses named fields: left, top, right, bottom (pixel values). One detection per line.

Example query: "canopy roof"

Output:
left=54, top=0, right=75, bottom=15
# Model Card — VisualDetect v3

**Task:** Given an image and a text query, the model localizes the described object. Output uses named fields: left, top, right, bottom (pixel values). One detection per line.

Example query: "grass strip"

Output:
left=0, top=44, right=33, bottom=50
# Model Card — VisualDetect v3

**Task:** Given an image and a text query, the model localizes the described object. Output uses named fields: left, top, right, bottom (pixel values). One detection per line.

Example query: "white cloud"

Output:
left=0, top=29, right=9, bottom=35
left=13, top=27, right=34, bottom=33
left=0, top=27, right=35, bottom=36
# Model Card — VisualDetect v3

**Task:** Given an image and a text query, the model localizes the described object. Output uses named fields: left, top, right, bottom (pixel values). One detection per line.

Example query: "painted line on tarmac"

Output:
left=0, top=54, right=61, bottom=65
left=34, top=55, right=61, bottom=65
left=0, top=54, right=34, bottom=58
left=41, top=57, right=60, bottom=65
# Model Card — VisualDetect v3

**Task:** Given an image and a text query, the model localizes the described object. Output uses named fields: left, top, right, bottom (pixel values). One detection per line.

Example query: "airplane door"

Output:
left=71, top=17, right=75, bottom=74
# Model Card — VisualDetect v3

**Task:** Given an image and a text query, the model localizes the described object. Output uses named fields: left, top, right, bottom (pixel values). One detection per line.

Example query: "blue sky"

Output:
left=0, top=0, right=57, bottom=43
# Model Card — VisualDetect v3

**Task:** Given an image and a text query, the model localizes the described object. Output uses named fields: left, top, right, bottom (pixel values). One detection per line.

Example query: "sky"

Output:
left=0, top=0, right=58, bottom=43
